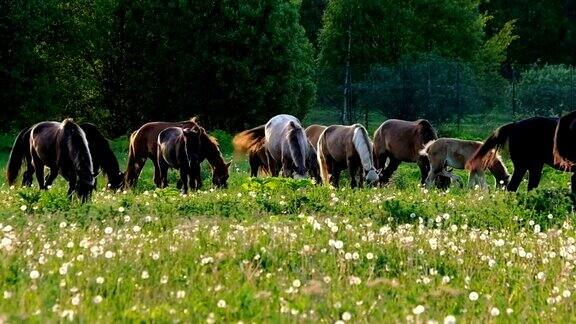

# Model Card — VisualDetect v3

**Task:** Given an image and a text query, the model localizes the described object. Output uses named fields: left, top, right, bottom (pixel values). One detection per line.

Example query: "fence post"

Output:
left=456, top=62, right=462, bottom=132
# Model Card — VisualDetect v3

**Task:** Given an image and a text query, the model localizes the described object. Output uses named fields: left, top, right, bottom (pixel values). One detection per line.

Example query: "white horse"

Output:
left=232, top=114, right=321, bottom=181
left=317, top=124, right=380, bottom=188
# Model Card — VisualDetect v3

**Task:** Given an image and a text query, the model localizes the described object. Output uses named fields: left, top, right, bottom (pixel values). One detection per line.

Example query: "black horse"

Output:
left=7, top=122, right=124, bottom=191
left=7, top=119, right=95, bottom=201
left=467, top=116, right=568, bottom=192
left=157, top=127, right=202, bottom=194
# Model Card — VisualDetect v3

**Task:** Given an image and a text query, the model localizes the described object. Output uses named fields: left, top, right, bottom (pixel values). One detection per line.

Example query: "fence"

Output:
left=312, top=60, right=576, bottom=131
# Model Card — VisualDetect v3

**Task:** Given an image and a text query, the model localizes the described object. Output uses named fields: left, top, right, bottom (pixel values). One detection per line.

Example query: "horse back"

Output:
left=158, top=127, right=185, bottom=167
left=30, top=122, right=62, bottom=165
left=375, top=119, right=432, bottom=162
left=132, top=121, right=197, bottom=158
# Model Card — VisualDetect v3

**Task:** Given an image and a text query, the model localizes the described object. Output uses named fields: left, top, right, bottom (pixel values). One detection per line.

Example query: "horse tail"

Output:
left=232, top=125, right=266, bottom=155
left=62, top=118, right=95, bottom=187
left=124, top=131, right=139, bottom=188
left=6, top=127, right=31, bottom=186
left=286, top=121, right=307, bottom=175
left=317, top=131, right=330, bottom=185
left=352, top=125, right=375, bottom=171
left=466, top=123, right=514, bottom=171
left=554, top=111, right=576, bottom=169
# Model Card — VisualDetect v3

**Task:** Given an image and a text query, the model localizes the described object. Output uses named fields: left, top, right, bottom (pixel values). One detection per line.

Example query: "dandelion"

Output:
left=132, top=225, right=141, bottom=233
left=292, top=279, right=301, bottom=288
left=342, top=311, right=352, bottom=321
left=59, top=222, right=67, bottom=228
left=563, top=290, right=571, bottom=298
left=443, top=315, right=456, bottom=324
left=20, top=205, right=27, bottom=211
left=490, top=307, right=500, bottom=317
left=3, top=291, right=13, bottom=299
left=30, top=270, right=40, bottom=280
left=536, top=272, right=546, bottom=281
left=176, top=290, right=186, bottom=299
left=323, top=276, right=331, bottom=284
left=412, top=305, right=425, bottom=315
left=217, top=299, right=227, bottom=308
left=96, top=277, right=104, bottom=284
left=468, top=291, right=479, bottom=301
left=506, top=308, right=514, bottom=315
left=71, top=295, right=80, bottom=306
left=104, top=251, right=114, bottom=259
left=349, top=276, right=361, bottom=285
left=93, top=295, right=103, bottom=304
left=141, top=271, right=149, bottom=279
left=104, top=227, right=113, bottom=235
left=366, top=252, right=374, bottom=260
left=118, top=207, right=125, bottom=213
left=160, top=275, right=168, bottom=284
left=334, top=240, right=344, bottom=250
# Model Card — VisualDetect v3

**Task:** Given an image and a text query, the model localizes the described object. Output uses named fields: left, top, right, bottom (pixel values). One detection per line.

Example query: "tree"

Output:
left=317, top=0, right=515, bottom=123
left=299, top=0, right=327, bottom=48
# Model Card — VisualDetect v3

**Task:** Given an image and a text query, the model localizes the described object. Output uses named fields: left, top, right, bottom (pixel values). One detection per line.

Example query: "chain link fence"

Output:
left=311, top=59, right=576, bottom=132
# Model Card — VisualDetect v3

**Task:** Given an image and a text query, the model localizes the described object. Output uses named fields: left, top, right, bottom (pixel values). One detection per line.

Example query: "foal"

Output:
left=157, top=127, right=202, bottom=194
left=420, top=138, right=510, bottom=189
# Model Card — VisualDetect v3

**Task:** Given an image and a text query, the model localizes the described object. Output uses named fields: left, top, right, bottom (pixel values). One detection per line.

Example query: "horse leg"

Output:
left=249, top=153, right=260, bottom=177
left=507, top=166, right=528, bottom=192
left=380, top=157, right=400, bottom=185
left=158, top=158, right=169, bottom=188
left=179, top=167, right=189, bottom=194
left=67, top=176, right=76, bottom=200
left=425, top=167, right=440, bottom=189
left=22, top=155, right=35, bottom=187
left=190, top=164, right=201, bottom=190
left=347, top=159, right=358, bottom=188
left=45, top=167, right=58, bottom=188
left=527, top=164, right=544, bottom=191
left=441, top=170, right=463, bottom=188
left=152, top=156, right=163, bottom=188
left=267, top=153, right=279, bottom=177
left=31, top=151, right=46, bottom=190
left=417, top=156, right=431, bottom=185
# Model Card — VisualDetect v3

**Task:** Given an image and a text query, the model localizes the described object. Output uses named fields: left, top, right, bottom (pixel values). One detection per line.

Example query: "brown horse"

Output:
left=125, top=118, right=230, bottom=189
left=373, top=119, right=438, bottom=185
left=419, top=138, right=510, bottom=189
left=305, top=124, right=327, bottom=149
left=157, top=127, right=202, bottom=193
left=7, top=123, right=123, bottom=190
left=13, top=119, right=95, bottom=201
left=317, top=124, right=379, bottom=188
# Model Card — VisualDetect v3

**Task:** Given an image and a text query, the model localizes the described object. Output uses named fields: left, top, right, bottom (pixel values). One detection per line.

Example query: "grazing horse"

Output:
left=6, top=123, right=123, bottom=190
left=305, top=124, right=327, bottom=148
left=467, top=117, right=564, bottom=192
left=317, top=124, right=380, bottom=188
left=373, top=119, right=438, bottom=185
left=419, top=138, right=510, bottom=189
left=157, top=127, right=202, bottom=193
left=553, top=111, right=576, bottom=194
left=125, top=118, right=230, bottom=189
left=233, top=115, right=321, bottom=182
left=7, top=119, right=95, bottom=201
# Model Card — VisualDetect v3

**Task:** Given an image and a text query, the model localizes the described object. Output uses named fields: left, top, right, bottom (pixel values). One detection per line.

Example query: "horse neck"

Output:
left=201, top=134, right=225, bottom=168
left=487, top=158, right=509, bottom=182
left=352, top=126, right=374, bottom=171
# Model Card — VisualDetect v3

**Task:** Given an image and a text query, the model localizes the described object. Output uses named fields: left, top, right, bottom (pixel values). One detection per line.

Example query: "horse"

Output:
left=157, top=127, right=202, bottom=194
left=7, top=119, right=95, bottom=201
left=419, top=138, right=510, bottom=189
left=467, top=117, right=566, bottom=192
left=125, top=118, right=230, bottom=189
left=372, top=119, right=438, bottom=185
left=553, top=111, right=576, bottom=195
left=233, top=115, right=321, bottom=182
left=317, top=124, right=380, bottom=188
left=6, top=123, right=123, bottom=190
left=305, top=124, right=327, bottom=148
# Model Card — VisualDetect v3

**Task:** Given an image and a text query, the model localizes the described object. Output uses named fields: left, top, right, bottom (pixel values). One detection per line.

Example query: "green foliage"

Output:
left=1, top=0, right=316, bottom=136
left=516, top=65, right=575, bottom=116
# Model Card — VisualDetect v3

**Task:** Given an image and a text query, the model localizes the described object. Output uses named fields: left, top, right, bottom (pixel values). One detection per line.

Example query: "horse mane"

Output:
left=287, top=121, right=307, bottom=173
left=419, top=139, right=437, bottom=157
left=80, top=123, right=121, bottom=178
left=416, top=119, right=437, bottom=145
left=61, top=119, right=95, bottom=186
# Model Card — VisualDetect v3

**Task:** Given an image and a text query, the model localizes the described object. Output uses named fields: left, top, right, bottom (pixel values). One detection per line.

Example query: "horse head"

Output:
left=212, top=160, right=231, bottom=188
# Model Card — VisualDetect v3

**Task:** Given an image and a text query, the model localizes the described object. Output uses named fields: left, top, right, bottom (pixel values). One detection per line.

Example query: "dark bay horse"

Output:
left=157, top=127, right=202, bottom=193
left=373, top=119, right=438, bottom=185
left=233, top=115, right=321, bottom=182
left=317, top=124, right=379, bottom=188
left=7, top=123, right=123, bottom=190
left=125, top=118, right=230, bottom=188
left=7, top=119, right=95, bottom=201
left=467, top=117, right=566, bottom=192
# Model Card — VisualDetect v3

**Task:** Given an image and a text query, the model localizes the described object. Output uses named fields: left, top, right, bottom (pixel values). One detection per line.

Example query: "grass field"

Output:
left=1, top=123, right=576, bottom=322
